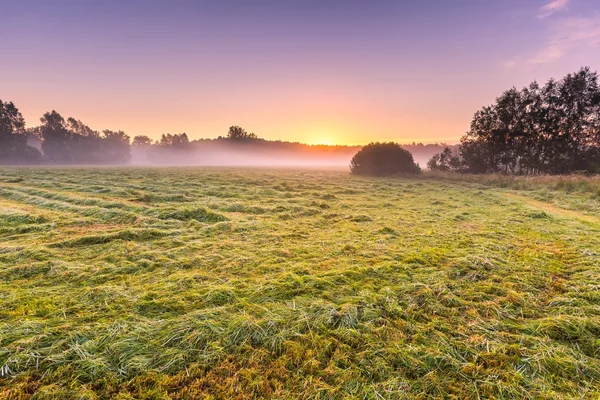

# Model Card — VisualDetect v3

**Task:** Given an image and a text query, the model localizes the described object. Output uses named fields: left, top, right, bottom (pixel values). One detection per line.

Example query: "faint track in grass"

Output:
left=502, top=192, right=600, bottom=225
left=0, top=183, right=147, bottom=213
left=0, top=186, right=139, bottom=223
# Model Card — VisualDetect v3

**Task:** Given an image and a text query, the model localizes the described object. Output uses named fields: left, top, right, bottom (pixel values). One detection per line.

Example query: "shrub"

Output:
left=350, top=142, right=420, bottom=176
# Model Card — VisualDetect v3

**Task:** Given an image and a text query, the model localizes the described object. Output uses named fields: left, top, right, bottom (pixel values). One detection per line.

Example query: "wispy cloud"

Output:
left=538, top=0, right=570, bottom=18
left=528, top=16, right=600, bottom=63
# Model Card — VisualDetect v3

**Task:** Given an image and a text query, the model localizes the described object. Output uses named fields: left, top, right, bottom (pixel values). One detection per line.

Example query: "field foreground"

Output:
left=1, top=168, right=600, bottom=399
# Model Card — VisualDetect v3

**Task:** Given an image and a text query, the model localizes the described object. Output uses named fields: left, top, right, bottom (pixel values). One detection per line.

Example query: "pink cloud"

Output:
left=529, top=15, right=600, bottom=63
left=538, top=0, right=570, bottom=19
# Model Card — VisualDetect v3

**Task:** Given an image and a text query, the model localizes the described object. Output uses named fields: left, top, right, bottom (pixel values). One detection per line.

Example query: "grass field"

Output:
left=1, top=167, right=600, bottom=399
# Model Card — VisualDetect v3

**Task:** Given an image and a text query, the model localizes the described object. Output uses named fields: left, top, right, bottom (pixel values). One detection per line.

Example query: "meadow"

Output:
left=1, top=167, right=599, bottom=399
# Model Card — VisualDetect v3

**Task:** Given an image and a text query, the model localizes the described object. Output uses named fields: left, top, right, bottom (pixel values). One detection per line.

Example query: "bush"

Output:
left=350, top=142, right=420, bottom=176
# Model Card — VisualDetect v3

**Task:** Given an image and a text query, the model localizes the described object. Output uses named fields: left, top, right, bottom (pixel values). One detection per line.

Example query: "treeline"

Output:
left=130, top=126, right=361, bottom=165
left=131, top=126, right=448, bottom=154
left=0, top=102, right=131, bottom=164
left=130, top=126, right=449, bottom=165
left=4, top=67, right=600, bottom=171
left=39, top=111, right=130, bottom=164
left=0, top=100, right=41, bottom=163
left=1, top=104, right=448, bottom=166
left=429, top=67, right=600, bottom=174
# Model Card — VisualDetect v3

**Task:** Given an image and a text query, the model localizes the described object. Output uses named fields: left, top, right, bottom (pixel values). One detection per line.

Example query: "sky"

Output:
left=1, top=0, right=600, bottom=145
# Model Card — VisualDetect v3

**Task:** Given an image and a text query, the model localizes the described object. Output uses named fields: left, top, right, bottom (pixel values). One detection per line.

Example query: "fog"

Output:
left=2, top=134, right=447, bottom=167
left=130, top=142, right=443, bottom=168
left=132, top=146, right=355, bottom=167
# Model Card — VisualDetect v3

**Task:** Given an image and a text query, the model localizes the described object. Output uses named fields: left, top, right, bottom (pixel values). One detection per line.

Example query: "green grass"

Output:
left=0, top=167, right=599, bottom=399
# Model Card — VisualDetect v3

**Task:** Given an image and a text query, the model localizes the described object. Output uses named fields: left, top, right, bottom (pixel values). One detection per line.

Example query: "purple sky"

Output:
left=2, top=0, right=599, bottom=144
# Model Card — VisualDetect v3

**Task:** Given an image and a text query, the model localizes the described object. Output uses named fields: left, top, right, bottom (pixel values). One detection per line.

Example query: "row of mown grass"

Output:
left=1, top=167, right=599, bottom=398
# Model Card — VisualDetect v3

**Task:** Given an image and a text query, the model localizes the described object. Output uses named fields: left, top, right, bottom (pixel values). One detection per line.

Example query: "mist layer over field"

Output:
left=130, top=141, right=444, bottom=168
left=130, top=145, right=356, bottom=167
left=16, top=133, right=447, bottom=167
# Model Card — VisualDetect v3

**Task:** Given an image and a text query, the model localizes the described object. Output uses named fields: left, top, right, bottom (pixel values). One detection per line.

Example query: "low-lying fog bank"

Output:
left=130, top=142, right=444, bottom=167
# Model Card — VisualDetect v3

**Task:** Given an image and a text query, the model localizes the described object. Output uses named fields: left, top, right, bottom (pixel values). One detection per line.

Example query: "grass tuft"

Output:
left=152, top=207, right=227, bottom=222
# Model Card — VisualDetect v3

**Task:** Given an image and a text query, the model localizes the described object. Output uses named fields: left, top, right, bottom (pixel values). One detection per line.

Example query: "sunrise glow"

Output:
left=2, top=0, right=600, bottom=145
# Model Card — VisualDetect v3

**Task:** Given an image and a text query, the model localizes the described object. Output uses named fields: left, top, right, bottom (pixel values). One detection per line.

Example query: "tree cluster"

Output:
left=350, top=142, right=421, bottom=176
left=225, top=126, right=258, bottom=141
left=131, top=126, right=259, bottom=163
left=132, top=133, right=192, bottom=163
left=429, top=68, right=600, bottom=174
left=0, top=100, right=42, bottom=164
left=131, top=126, right=256, bottom=151
left=40, top=111, right=131, bottom=164
left=1, top=100, right=131, bottom=165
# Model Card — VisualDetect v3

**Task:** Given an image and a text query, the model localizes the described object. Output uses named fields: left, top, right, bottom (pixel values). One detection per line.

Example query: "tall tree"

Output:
left=227, top=126, right=257, bottom=141
left=40, top=111, right=74, bottom=163
left=40, top=110, right=132, bottom=164
left=0, top=99, right=41, bottom=163
left=102, top=130, right=131, bottom=163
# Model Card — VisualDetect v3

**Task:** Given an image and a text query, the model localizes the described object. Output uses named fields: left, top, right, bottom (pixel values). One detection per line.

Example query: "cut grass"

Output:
left=151, top=207, right=227, bottom=222
left=0, top=167, right=599, bottom=399
left=48, top=228, right=173, bottom=248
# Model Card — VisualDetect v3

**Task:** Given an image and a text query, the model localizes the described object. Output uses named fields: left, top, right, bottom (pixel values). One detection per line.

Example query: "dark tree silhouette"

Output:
left=0, top=100, right=25, bottom=134
left=427, top=147, right=459, bottom=171
left=227, top=126, right=257, bottom=141
left=0, top=99, right=41, bottom=163
left=40, top=111, right=73, bottom=163
left=429, top=67, right=600, bottom=174
left=350, top=142, right=421, bottom=176
left=40, top=110, right=130, bottom=164
left=132, top=135, right=153, bottom=146
left=158, top=133, right=191, bottom=149
left=102, top=130, right=131, bottom=163
left=145, top=133, right=192, bottom=163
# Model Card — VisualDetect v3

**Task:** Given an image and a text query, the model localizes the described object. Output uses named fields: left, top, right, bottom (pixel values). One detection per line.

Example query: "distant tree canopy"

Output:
left=0, top=100, right=41, bottom=163
left=9, top=74, right=600, bottom=173
left=144, top=133, right=192, bottom=163
left=227, top=126, right=257, bottom=141
left=350, top=142, right=421, bottom=176
left=158, top=133, right=191, bottom=149
left=132, top=135, right=153, bottom=146
left=429, top=67, right=600, bottom=174
left=40, top=111, right=131, bottom=164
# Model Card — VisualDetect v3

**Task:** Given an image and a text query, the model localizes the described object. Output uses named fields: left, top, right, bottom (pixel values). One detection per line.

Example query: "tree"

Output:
left=158, top=133, right=191, bottom=149
left=40, top=110, right=133, bottom=164
left=145, top=133, right=193, bottom=164
left=132, top=135, right=153, bottom=146
left=102, top=130, right=131, bottom=163
left=40, top=110, right=73, bottom=163
left=227, top=126, right=257, bottom=141
left=427, top=147, right=459, bottom=171
left=350, top=142, right=421, bottom=176
left=0, top=99, right=41, bottom=163
left=0, top=99, right=25, bottom=134
left=67, top=118, right=98, bottom=138
left=67, top=117, right=104, bottom=162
